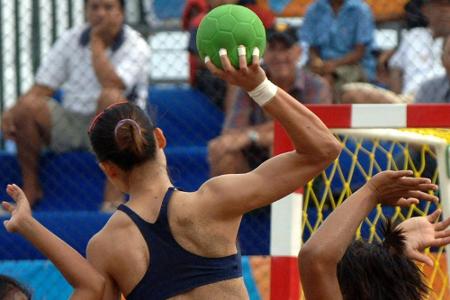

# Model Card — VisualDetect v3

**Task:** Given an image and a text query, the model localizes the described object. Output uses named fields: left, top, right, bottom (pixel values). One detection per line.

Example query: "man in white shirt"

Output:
left=1, top=0, right=150, bottom=209
left=385, top=0, right=446, bottom=96
left=388, top=28, right=444, bottom=96
left=415, top=36, right=450, bottom=103
left=341, top=0, right=450, bottom=104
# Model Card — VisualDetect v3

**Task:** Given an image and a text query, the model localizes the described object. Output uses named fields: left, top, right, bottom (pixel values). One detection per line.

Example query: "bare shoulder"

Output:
left=86, top=213, right=134, bottom=300
left=177, top=182, right=223, bottom=211
left=168, top=188, right=220, bottom=224
left=177, top=176, right=253, bottom=224
left=192, top=173, right=261, bottom=216
left=87, top=211, right=137, bottom=263
left=194, top=173, right=250, bottom=199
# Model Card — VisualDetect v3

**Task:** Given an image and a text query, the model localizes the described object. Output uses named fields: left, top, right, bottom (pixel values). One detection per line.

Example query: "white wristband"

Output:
left=248, top=78, right=278, bottom=106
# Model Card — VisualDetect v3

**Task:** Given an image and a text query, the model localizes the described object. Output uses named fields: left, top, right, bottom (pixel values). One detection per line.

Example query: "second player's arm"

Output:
left=16, top=218, right=105, bottom=300
left=298, top=171, right=438, bottom=300
left=2, top=185, right=105, bottom=300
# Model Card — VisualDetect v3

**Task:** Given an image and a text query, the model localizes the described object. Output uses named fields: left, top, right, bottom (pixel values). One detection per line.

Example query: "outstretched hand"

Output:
left=204, top=46, right=267, bottom=92
left=397, top=209, right=450, bottom=266
left=2, top=184, right=32, bottom=233
left=367, top=170, right=438, bottom=207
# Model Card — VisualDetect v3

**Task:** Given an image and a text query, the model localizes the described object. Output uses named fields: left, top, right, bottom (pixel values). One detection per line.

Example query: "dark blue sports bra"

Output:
left=117, top=187, right=242, bottom=300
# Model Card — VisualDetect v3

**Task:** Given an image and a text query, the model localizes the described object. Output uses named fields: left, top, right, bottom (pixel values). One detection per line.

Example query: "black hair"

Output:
left=88, top=102, right=157, bottom=171
left=405, top=0, right=428, bottom=29
left=0, top=275, right=31, bottom=300
left=84, top=0, right=125, bottom=10
left=337, top=221, right=429, bottom=300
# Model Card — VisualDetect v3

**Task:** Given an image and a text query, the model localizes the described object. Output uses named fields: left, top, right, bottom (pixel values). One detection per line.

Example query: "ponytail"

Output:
left=114, top=118, right=148, bottom=159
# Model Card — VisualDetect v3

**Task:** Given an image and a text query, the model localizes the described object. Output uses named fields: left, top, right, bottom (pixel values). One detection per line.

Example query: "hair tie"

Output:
left=114, top=119, right=142, bottom=137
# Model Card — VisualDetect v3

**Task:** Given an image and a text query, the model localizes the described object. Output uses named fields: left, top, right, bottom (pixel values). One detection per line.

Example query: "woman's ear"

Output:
left=99, top=161, right=119, bottom=178
left=154, top=128, right=167, bottom=149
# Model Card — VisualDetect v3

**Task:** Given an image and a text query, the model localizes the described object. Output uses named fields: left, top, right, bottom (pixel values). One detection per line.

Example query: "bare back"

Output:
left=87, top=188, right=248, bottom=300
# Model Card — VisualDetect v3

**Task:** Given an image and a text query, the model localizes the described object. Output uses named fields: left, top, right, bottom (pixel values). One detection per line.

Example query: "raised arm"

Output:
left=2, top=184, right=105, bottom=300
left=298, top=170, right=438, bottom=300
left=198, top=47, right=341, bottom=219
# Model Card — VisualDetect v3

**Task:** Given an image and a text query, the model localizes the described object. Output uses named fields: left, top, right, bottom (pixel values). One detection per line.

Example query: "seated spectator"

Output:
left=1, top=0, right=150, bottom=210
left=374, top=0, right=427, bottom=90
left=388, top=0, right=444, bottom=96
left=208, top=23, right=332, bottom=176
left=183, top=0, right=275, bottom=110
left=415, top=36, right=450, bottom=103
left=341, top=0, right=449, bottom=104
left=300, top=0, right=376, bottom=102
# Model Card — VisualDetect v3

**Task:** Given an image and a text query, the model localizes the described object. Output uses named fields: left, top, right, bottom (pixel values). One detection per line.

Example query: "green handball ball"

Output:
left=196, top=4, right=266, bottom=69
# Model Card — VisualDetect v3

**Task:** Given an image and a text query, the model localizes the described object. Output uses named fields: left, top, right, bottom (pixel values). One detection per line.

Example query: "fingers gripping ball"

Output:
left=196, top=4, right=266, bottom=69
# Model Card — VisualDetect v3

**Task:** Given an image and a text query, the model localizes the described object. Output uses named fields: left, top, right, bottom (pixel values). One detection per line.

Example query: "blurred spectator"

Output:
left=208, top=23, right=332, bottom=176
left=341, top=0, right=449, bottom=104
left=183, top=0, right=275, bottom=110
left=415, top=36, right=450, bottom=103
left=388, top=0, right=444, bottom=96
left=375, top=0, right=429, bottom=88
left=300, top=0, right=376, bottom=102
left=1, top=0, right=150, bottom=210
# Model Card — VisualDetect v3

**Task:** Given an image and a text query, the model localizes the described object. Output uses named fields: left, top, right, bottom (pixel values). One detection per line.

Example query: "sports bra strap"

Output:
left=157, top=186, right=176, bottom=227
left=117, top=186, right=176, bottom=225
left=117, top=204, right=145, bottom=225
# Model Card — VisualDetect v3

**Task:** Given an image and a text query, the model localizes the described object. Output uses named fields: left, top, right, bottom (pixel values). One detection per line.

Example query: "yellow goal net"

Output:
left=302, top=128, right=450, bottom=299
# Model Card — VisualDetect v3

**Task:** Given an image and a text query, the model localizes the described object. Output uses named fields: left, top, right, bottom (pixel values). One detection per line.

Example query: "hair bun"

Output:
left=114, top=118, right=148, bottom=158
